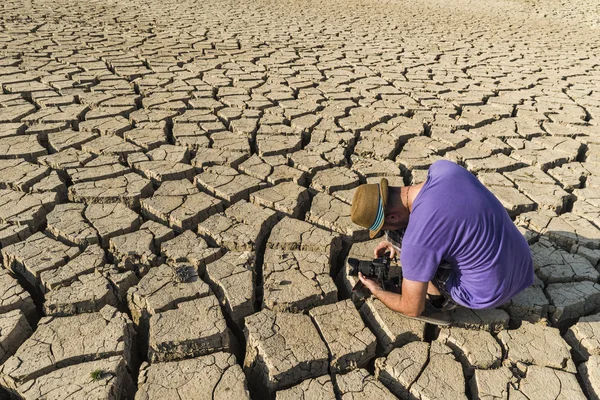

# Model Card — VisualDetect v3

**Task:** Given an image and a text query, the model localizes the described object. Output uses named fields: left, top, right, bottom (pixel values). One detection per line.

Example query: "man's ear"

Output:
left=385, top=213, right=399, bottom=223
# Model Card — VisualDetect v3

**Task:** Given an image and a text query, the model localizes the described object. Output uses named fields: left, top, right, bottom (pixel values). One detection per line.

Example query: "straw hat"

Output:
left=350, top=178, right=389, bottom=238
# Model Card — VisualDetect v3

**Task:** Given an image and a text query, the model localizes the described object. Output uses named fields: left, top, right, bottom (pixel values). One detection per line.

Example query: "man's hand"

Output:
left=374, top=240, right=397, bottom=258
left=361, top=276, right=427, bottom=318
left=358, top=272, right=382, bottom=295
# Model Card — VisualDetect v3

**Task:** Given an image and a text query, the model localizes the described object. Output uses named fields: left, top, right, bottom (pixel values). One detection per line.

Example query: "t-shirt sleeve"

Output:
left=400, top=241, right=444, bottom=282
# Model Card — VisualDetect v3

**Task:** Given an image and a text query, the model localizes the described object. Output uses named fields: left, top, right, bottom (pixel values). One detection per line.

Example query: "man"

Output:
left=350, top=160, right=534, bottom=324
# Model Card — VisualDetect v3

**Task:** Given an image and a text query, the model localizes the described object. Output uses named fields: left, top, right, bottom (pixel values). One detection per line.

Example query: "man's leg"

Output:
left=427, top=281, right=441, bottom=296
left=427, top=281, right=445, bottom=308
left=428, top=263, right=459, bottom=311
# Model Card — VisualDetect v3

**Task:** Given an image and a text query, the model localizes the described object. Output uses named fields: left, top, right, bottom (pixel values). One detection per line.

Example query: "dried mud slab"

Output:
left=85, top=202, right=142, bottom=247
left=464, top=153, right=522, bottom=174
left=131, top=109, right=177, bottom=126
left=409, top=341, right=467, bottom=400
left=38, top=244, right=105, bottom=292
left=338, top=107, right=389, bottom=134
left=310, top=166, right=360, bottom=194
left=334, top=368, right=396, bottom=399
left=244, top=309, right=329, bottom=396
left=140, top=146, right=189, bottom=168
left=497, top=321, right=576, bottom=372
left=37, top=148, right=94, bottom=172
left=288, top=150, right=332, bottom=176
left=0, top=309, right=33, bottom=364
left=306, top=191, right=369, bottom=240
left=0, top=223, right=31, bottom=249
left=451, top=307, right=510, bottom=333
left=512, top=365, right=586, bottom=400
left=30, top=171, right=67, bottom=201
left=195, top=165, right=266, bottom=205
left=267, top=216, right=343, bottom=265
left=543, top=212, right=600, bottom=250
left=198, top=200, right=277, bottom=251
left=547, top=162, right=592, bottom=191
left=546, top=281, right=600, bottom=328
left=375, top=341, right=430, bottom=399
left=0, top=103, right=37, bottom=124
left=191, top=148, right=249, bottom=169
left=510, top=136, right=582, bottom=171
left=42, top=272, right=118, bottom=317
left=123, top=122, right=168, bottom=151
left=136, top=352, right=250, bottom=400
left=564, top=312, right=600, bottom=362
left=81, top=134, right=141, bottom=157
left=531, top=238, right=599, bottom=284
left=2, top=232, right=81, bottom=286
left=350, top=156, right=402, bottom=182
left=0, top=188, right=57, bottom=230
left=127, top=263, right=210, bottom=343
left=21, top=104, right=87, bottom=126
left=504, top=166, right=573, bottom=213
left=309, top=299, right=376, bottom=373
left=160, top=230, right=223, bottom=275
left=0, top=305, right=134, bottom=390
left=99, top=265, right=140, bottom=304
left=44, top=203, right=100, bottom=246
left=147, top=295, right=232, bottom=362
left=397, top=137, right=443, bottom=173
left=46, top=128, right=98, bottom=153
left=0, top=123, right=25, bottom=139
left=14, top=356, right=134, bottom=400
left=240, top=154, right=307, bottom=186
left=211, top=131, right=252, bottom=153
left=501, top=276, right=549, bottom=323
left=250, top=181, right=310, bottom=219
left=276, top=376, right=336, bottom=399
left=437, top=327, right=502, bottom=375
left=0, top=158, right=50, bottom=191
left=238, top=154, right=278, bottom=181
left=131, top=158, right=195, bottom=184
left=572, top=186, right=600, bottom=226
left=109, top=221, right=174, bottom=275
left=67, top=154, right=130, bottom=184
left=477, top=172, right=535, bottom=217
left=0, top=135, right=47, bottom=162
left=255, top=133, right=302, bottom=157
left=141, top=179, right=224, bottom=232
left=171, top=123, right=210, bottom=152
left=359, top=298, right=426, bottom=355
left=398, top=136, right=454, bottom=164
left=68, top=172, right=153, bottom=209
left=204, top=251, right=255, bottom=329
left=263, top=250, right=337, bottom=313
left=469, top=367, right=514, bottom=400
left=0, top=269, right=36, bottom=321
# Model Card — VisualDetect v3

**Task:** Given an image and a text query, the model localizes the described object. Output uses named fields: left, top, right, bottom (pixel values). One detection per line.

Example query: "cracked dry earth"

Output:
left=0, top=0, right=599, bottom=398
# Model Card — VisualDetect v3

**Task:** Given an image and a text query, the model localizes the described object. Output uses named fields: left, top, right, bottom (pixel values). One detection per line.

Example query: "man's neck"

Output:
left=402, top=182, right=425, bottom=213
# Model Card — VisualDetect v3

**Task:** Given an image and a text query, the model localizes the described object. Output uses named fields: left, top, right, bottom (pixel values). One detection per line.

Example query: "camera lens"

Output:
left=348, top=258, right=360, bottom=276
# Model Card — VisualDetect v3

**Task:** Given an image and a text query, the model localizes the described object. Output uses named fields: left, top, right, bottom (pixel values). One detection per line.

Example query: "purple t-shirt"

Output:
left=400, top=160, right=534, bottom=309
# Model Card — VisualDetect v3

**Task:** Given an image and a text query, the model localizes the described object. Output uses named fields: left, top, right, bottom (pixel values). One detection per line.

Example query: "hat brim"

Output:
left=369, top=178, right=388, bottom=238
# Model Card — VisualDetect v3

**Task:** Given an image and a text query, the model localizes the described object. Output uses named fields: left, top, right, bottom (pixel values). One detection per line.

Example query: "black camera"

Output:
left=348, top=252, right=391, bottom=285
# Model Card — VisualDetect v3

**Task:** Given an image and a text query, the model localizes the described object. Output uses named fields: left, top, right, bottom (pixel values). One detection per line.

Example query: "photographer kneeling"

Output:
left=350, top=160, right=534, bottom=325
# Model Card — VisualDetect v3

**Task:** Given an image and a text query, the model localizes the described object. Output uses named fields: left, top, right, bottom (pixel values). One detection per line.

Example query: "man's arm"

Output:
left=358, top=273, right=427, bottom=317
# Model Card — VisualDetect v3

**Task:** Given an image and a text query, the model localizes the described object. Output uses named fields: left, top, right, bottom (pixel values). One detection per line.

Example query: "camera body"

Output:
left=348, top=252, right=391, bottom=284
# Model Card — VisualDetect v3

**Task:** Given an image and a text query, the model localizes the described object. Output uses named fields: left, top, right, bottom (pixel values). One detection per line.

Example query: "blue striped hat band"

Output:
left=369, top=195, right=384, bottom=232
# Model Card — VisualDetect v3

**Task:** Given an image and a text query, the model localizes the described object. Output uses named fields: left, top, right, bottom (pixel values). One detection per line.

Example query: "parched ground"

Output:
left=0, top=0, right=599, bottom=398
